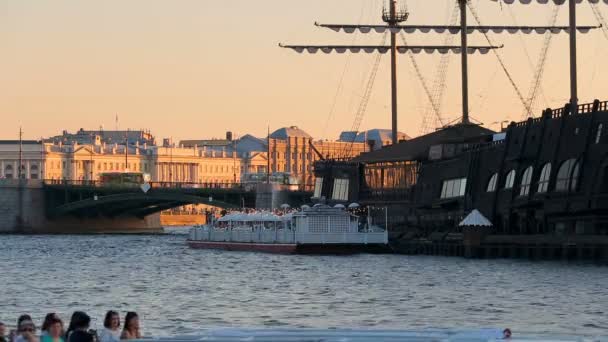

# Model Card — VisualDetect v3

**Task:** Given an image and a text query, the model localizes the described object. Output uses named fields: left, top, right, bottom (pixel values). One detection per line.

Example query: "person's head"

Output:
left=42, top=313, right=60, bottom=332
left=123, top=313, right=139, bottom=332
left=47, top=318, right=63, bottom=338
left=17, top=315, right=32, bottom=328
left=103, top=311, right=120, bottom=331
left=18, top=320, right=36, bottom=335
left=0, top=322, right=6, bottom=337
left=67, top=312, right=90, bottom=332
left=503, top=328, right=512, bottom=339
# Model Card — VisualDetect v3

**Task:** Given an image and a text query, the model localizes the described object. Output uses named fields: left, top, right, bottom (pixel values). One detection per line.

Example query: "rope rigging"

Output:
left=420, top=2, right=459, bottom=134
left=525, top=5, right=560, bottom=119
left=506, top=5, right=550, bottom=107
left=399, top=32, right=444, bottom=127
left=590, top=3, right=608, bottom=41
left=341, top=33, right=388, bottom=158
left=321, top=1, right=371, bottom=139
left=467, top=2, right=532, bottom=117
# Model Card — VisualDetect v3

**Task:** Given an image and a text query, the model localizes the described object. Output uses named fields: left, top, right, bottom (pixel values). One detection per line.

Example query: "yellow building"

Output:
left=0, top=127, right=407, bottom=187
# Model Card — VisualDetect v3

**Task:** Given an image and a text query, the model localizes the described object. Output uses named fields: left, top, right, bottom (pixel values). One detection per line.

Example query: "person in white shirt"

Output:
left=98, top=312, right=120, bottom=342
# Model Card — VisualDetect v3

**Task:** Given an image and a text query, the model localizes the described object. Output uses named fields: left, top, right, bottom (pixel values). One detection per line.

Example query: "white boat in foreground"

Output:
left=187, top=205, right=389, bottom=254
left=143, top=328, right=607, bottom=341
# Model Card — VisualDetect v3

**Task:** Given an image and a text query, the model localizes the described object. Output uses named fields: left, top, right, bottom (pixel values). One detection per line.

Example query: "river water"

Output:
left=0, top=233, right=607, bottom=337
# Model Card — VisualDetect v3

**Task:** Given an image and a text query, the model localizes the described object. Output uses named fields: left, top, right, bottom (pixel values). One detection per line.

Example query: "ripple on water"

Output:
left=0, top=234, right=607, bottom=337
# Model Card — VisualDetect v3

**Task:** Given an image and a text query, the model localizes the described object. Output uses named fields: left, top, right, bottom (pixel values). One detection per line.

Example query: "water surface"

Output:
left=0, top=234, right=606, bottom=336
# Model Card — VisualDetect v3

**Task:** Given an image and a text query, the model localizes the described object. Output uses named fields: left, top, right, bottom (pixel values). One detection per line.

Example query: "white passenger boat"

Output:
left=187, top=204, right=388, bottom=254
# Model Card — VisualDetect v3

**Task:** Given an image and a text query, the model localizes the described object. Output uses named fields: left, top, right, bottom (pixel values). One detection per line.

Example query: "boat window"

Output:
left=440, top=178, right=467, bottom=199
left=596, top=124, right=603, bottom=144
left=486, top=173, right=498, bottom=192
left=504, top=170, right=516, bottom=189
left=519, top=166, right=534, bottom=196
left=313, top=177, right=323, bottom=198
left=537, top=163, right=552, bottom=193
left=556, top=159, right=580, bottom=192
left=332, top=178, right=349, bottom=201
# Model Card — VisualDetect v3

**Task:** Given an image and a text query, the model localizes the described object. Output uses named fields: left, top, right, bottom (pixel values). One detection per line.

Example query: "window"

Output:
left=313, top=177, right=323, bottom=198
left=519, top=166, right=534, bottom=196
left=537, top=163, right=552, bottom=193
left=332, top=178, right=349, bottom=201
left=556, top=159, right=580, bottom=192
left=440, top=178, right=467, bottom=199
left=486, top=173, right=498, bottom=192
left=4, top=165, right=13, bottom=179
left=596, top=124, right=603, bottom=144
left=504, top=170, right=516, bottom=189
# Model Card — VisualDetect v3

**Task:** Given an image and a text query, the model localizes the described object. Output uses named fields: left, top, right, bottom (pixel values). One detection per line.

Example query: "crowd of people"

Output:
left=0, top=311, right=141, bottom=342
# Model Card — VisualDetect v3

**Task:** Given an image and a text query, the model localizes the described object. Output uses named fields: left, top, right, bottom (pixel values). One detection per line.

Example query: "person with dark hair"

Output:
left=503, top=328, right=512, bottom=339
left=98, top=312, right=120, bottom=342
left=10, top=315, right=33, bottom=342
left=14, top=319, right=38, bottom=342
left=1, top=322, right=7, bottom=342
left=64, top=312, right=94, bottom=342
left=40, top=317, right=63, bottom=342
left=119, top=313, right=140, bottom=340
left=41, top=314, right=61, bottom=338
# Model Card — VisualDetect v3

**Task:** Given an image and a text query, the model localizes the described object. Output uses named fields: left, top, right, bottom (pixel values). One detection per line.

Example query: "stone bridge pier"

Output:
left=0, top=180, right=162, bottom=233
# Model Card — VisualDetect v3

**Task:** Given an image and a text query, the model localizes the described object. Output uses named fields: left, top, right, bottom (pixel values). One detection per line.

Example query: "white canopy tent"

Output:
left=459, top=210, right=493, bottom=228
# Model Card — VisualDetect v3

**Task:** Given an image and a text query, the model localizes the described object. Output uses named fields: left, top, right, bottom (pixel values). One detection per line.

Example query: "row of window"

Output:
left=486, top=158, right=580, bottom=195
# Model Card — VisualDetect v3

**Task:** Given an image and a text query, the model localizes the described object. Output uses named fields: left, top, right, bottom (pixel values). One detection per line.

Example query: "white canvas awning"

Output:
left=459, top=210, right=493, bottom=227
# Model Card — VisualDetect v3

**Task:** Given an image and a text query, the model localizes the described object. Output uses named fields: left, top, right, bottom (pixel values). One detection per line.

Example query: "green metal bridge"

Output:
left=43, top=181, right=311, bottom=219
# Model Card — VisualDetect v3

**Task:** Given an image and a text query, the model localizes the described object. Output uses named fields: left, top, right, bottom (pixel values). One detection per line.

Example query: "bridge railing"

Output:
left=42, top=179, right=313, bottom=192
left=43, top=179, right=246, bottom=190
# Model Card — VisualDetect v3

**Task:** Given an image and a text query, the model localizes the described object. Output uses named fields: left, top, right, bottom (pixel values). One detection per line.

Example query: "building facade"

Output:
left=0, top=127, right=403, bottom=188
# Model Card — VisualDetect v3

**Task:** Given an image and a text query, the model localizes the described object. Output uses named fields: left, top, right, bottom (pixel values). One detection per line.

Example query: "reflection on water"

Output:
left=0, top=234, right=607, bottom=337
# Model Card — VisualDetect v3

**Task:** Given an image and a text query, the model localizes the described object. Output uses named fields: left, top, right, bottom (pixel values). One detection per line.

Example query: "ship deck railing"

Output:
left=189, top=226, right=388, bottom=245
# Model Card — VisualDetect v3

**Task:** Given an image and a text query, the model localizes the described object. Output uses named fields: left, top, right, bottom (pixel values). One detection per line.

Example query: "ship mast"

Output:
left=460, top=0, right=470, bottom=124
left=569, top=0, right=578, bottom=113
left=384, top=0, right=408, bottom=143
left=281, top=0, right=500, bottom=145
left=281, top=0, right=601, bottom=139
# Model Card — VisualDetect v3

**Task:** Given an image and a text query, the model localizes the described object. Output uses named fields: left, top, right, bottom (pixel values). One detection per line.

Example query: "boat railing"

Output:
left=190, top=226, right=388, bottom=245
left=548, top=99, right=608, bottom=118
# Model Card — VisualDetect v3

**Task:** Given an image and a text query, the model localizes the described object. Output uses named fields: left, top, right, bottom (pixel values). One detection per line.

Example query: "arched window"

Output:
left=486, top=173, right=498, bottom=192
left=596, top=124, right=603, bottom=144
left=556, top=159, right=580, bottom=192
left=519, top=166, right=534, bottom=196
left=537, top=163, right=552, bottom=193
left=504, top=170, right=516, bottom=189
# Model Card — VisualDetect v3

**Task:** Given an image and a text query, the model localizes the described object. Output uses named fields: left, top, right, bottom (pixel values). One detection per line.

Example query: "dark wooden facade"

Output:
left=313, top=100, right=608, bottom=259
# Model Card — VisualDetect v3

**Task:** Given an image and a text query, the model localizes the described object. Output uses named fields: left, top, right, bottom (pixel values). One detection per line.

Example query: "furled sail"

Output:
left=315, top=23, right=600, bottom=34
left=279, top=44, right=503, bottom=55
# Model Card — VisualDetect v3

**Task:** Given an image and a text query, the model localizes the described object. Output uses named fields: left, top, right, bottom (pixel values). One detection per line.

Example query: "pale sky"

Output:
left=1, top=0, right=607, bottom=141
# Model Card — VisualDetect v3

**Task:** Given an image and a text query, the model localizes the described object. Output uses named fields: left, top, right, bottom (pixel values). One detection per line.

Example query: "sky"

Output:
left=1, top=0, right=607, bottom=141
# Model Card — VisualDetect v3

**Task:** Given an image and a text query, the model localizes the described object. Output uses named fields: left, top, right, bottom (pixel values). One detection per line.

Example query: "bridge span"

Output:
left=44, top=180, right=312, bottom=219
left=0, top=179, right=311, bottom=234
